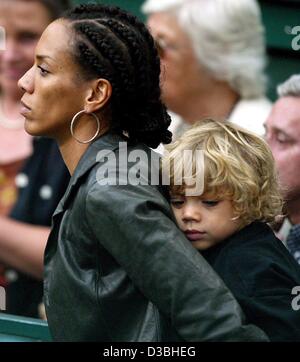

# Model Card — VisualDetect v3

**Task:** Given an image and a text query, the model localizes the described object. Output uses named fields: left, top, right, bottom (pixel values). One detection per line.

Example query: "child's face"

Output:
left=171, top=192, right=242, bottom=250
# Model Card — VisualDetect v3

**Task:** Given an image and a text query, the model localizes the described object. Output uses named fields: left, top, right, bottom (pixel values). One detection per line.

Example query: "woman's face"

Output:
left=0, top=0, right=51, bottom=98
left=147, top=12, right=211, bottom=116
left=18, top=20, right=90, bottom=139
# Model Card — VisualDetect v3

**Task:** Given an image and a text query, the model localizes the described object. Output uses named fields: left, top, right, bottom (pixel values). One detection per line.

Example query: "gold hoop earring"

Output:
left=70, top=110, right=100, bottom=144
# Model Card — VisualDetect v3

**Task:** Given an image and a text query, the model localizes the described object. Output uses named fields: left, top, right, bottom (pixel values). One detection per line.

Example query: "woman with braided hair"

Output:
left=18, top=4, right=268, bottom=341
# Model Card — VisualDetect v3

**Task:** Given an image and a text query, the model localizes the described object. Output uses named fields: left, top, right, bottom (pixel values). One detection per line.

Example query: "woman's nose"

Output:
left=18, top=66, right=34, bottom=93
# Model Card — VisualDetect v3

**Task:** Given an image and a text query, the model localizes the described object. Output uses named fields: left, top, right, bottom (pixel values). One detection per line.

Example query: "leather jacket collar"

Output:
left=54, top=132, right=126, bottom=216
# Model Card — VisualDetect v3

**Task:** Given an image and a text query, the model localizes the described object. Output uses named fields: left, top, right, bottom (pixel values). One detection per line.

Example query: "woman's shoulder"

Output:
left=84, top=136, right=166, bottom=195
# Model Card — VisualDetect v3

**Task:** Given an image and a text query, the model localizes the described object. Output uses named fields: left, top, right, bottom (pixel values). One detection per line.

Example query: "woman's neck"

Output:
left=59, top=137, right=90, bottom=176
left=57, top=122, right=110, bottom=176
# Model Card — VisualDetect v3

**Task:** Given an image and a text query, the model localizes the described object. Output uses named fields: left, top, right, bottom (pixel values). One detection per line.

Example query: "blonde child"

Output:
left=163, top=119, right=300, bottom=341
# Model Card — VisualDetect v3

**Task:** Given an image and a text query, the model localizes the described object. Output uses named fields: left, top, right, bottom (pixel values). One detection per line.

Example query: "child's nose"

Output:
left=182, top=204, right=201, bottom=223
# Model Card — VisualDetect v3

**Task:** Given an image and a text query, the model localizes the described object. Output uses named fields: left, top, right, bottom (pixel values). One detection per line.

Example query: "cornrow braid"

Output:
left=76, top=21, right=136, bottom=98
left=62, top=4, right=172, bottom=148
left=97, top=17, right=160, bottom=133
left=96, top=7, right=162, bottom=92
left=99, top=18, right=149, bottom=99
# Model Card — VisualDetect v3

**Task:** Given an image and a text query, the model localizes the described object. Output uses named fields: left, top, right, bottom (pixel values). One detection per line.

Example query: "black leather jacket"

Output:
left=44, top=132, right=268, bottom=341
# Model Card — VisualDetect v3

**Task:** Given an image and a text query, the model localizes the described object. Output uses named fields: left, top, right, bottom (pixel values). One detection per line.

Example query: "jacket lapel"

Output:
left=53, top=132, right=126, bottom=217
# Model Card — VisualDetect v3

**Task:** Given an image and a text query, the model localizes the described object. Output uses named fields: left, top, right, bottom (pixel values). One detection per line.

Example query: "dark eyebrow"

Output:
left=36, top=54, right=56, bottom=62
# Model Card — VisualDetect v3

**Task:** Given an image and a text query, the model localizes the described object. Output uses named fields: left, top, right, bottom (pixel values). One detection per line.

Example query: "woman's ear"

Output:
left=84, top=78, right=112, bottom=113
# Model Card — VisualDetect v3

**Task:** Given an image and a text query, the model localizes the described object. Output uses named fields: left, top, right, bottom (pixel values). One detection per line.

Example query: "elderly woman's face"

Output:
left=147, top=12, right=208, bottom=116
left=18, top=20, right=90, bottom=139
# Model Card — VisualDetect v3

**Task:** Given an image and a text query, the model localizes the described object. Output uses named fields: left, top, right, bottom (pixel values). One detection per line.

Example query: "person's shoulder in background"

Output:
left=229, top=97, right=272, bottom=136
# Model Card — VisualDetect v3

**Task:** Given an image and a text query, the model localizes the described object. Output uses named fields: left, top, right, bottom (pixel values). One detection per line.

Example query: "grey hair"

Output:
left=142, top=0, right=267, bottom=99
left=277, top=75, right=300, bottom=98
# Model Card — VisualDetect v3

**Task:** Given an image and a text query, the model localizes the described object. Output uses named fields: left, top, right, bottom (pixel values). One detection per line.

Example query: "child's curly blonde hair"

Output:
left=163, top=118, right=283, bottom=226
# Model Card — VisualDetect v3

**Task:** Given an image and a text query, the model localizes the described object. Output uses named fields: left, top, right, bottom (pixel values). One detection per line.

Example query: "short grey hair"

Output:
left=142, top=0, right=267, bottom=99
left=277, top=75, right=300, bottom=98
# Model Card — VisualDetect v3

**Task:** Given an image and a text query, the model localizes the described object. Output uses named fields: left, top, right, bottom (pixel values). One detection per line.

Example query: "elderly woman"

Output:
left=142, top=0, right=271, bottom=139
left=18, top=4, right=268, bottom=341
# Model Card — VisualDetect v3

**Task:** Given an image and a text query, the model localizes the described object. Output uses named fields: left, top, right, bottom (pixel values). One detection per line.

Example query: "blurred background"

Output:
left=75, top=0, right=300, bottom=102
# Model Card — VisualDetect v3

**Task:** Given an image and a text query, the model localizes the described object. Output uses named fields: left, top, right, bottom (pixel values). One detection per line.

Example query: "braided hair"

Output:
left=62, top=4, right=172, bottom=148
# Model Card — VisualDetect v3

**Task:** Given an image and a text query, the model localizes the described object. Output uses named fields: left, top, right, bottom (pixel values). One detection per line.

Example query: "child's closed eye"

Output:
left=170, top=197, right=185, bottom=208
left=202, top=200, right=219, bottom=207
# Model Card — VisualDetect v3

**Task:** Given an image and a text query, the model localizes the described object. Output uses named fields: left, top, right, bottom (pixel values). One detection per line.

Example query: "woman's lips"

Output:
left=184, top=230, right=206, bottom=241
left=20, top=107, right=30, bottom=116
left=20, top=100, right=31, bottom=116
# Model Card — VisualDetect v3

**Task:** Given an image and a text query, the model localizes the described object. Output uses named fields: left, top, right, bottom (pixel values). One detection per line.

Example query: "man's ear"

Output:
left=84, top=78, right=112, bottom=113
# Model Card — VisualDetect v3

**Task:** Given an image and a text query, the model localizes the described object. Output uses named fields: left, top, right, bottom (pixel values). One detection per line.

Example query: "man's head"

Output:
left=265, top=75, right=300, bottom=204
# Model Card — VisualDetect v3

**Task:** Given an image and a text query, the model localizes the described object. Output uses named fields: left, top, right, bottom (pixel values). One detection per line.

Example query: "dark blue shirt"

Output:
left=6, top=137, right=70, bottom=318
left=202, top=222, right=300, bottom=341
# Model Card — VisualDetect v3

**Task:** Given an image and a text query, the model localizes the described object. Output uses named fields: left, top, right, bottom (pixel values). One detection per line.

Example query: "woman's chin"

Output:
left=24, top=120, right=45, bottom=137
